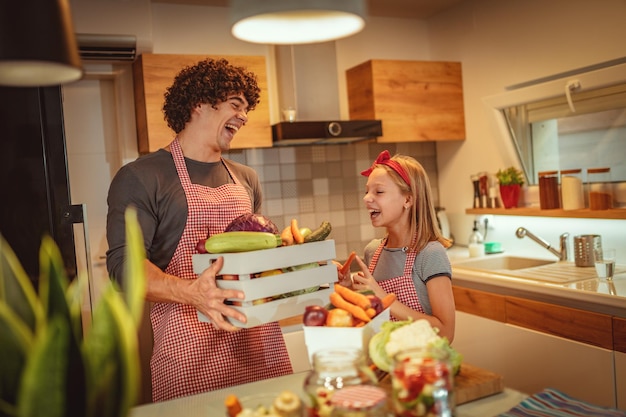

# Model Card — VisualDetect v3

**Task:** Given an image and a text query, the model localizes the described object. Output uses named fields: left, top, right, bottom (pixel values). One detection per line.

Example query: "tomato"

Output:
left=303, top=305, right=328, bottom=326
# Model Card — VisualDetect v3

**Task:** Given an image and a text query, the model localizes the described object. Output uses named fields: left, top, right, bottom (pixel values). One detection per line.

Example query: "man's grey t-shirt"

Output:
left=106, top=149, right=262, bottom=284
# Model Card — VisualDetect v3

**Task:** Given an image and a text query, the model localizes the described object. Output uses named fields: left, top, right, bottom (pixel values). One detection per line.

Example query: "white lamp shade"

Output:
left=0, top=0, right=83, bottom=86
left=231, top=0, right=367, bottom=45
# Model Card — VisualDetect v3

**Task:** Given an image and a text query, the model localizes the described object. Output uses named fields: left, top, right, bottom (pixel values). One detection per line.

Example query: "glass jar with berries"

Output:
left=303, top=348, right=377, bottom=417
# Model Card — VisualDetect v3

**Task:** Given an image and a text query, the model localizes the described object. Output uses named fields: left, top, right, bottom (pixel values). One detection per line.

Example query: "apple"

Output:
left=326, top=308, right=353, bottom=327
left=366, top=294, right=384, bottom=315
left=303, top=305, right=328, bottom=326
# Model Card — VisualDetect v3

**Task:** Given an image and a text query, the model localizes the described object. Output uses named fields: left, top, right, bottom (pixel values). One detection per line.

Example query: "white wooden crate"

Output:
left=192, top=240, right=337, bottom=328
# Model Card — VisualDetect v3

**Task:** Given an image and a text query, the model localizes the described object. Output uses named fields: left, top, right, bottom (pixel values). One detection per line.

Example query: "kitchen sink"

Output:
left=451, top=255, right=618, bottom=283
left=453, top=255, right=556, bottom=271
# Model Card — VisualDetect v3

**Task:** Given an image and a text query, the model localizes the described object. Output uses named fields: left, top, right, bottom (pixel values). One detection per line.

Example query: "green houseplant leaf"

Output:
left=0, top=303, right=33, bottom=416
left=17, top=316, right=70, bottom=417
left=123, top=207, right=146, bottom=327
left=0, top=236, right=43, bottom=333
left=0, top=206, right=146, bottom=417
left=495, top=166, right=525, bottom=186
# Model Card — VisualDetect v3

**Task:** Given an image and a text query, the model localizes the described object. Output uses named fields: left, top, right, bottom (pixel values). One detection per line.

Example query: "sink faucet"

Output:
left=515, top=227, right=569, bottom=261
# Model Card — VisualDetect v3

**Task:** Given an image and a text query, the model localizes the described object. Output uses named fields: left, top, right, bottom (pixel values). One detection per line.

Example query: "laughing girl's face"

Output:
left=363, top=167, right=409, bottom=229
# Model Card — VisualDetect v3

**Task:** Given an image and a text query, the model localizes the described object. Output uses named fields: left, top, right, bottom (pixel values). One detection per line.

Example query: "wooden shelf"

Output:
left=466, top=207, right=626, bottom=220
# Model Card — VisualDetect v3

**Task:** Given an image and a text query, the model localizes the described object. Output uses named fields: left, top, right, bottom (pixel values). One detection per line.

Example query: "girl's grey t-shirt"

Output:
left=364, top=239, right=452, bottom=314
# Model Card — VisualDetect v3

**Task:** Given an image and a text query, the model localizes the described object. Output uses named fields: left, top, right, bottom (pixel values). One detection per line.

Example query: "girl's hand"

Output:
left=334, top=251, right=357, bottom=287
left=351, top=256, right=385, bottom=299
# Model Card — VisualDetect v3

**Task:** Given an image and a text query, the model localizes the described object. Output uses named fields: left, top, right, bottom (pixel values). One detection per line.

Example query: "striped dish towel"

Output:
left=498, top=388, right=626, bottom=417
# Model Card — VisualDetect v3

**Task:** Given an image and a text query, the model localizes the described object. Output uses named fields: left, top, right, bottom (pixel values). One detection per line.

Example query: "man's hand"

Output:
left=189, top=257, right=247, bottom=332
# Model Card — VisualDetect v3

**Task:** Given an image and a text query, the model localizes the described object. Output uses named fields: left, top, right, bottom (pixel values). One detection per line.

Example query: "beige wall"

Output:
left=427, top=0, right=626, bottom=256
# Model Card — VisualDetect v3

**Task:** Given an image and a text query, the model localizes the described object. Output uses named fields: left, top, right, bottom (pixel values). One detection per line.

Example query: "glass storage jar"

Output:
left=538, top=170, right=561, bottom=209
left=303, top=348, right=377, bottom=417
left=587, top=167, right=613, bottom=210
left=560, top=169, right=584, bottom=210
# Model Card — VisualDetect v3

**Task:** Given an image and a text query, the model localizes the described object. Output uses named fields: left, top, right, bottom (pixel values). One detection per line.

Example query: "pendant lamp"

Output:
left=0, top=0, right=83, bottom=87
left=230, top=0, right=367, bottom=45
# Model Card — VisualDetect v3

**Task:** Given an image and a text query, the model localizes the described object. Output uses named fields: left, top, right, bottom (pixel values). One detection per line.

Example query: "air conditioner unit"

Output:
left=76, top=34, right=137, bottom=61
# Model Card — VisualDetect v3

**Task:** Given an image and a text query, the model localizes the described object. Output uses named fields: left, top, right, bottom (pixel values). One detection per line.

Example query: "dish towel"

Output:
left=498, top=388, right=626, bottom=417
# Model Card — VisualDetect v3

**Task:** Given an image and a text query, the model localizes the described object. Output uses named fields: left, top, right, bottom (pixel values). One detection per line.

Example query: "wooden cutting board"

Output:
left=379, top=362, right=504, bottom=405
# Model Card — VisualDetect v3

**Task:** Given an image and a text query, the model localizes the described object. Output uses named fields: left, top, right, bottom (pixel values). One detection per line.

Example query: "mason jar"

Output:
left=538, top=170, right=560, bottom=209
left=587, top=167, right=613, bottom=210
left=560, top=169, right=584, bottom=210
left=303, top=348, right=377, bottom=417
left=390, top=348, right=455, bottom=417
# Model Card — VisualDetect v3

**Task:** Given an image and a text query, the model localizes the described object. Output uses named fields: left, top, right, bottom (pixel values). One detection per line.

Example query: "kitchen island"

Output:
left=129, top=371, right=528, bottom=417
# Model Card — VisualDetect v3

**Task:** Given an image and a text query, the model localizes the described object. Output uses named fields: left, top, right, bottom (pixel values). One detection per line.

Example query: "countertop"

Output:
left=447, top=247, right=626, bottom=318
left=129, top=371, right=528, bottom=417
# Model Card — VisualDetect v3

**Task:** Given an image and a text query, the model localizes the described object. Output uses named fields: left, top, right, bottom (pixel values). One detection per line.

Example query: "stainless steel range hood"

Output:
left=272, top=120, right=382, bottom=146
left=273, top=43, right=382, bottom=146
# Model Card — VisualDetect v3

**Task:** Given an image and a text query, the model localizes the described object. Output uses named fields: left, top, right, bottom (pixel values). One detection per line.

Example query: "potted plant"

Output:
left=496, top=167, right=525, bottom=208
left=0, top=208, right=145, bottom=417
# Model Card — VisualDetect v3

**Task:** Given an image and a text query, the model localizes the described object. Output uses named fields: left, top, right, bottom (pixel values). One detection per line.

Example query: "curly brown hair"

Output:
left=163, top=58, right=261, bottom=133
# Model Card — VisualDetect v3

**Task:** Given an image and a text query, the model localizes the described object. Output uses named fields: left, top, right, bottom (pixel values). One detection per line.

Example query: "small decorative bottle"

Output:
left=303, top=348, right=377, bottom=417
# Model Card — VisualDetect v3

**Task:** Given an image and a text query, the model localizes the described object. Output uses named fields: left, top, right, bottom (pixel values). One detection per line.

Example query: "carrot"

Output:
left=366, top=307, right=376, bottom=318
left=340, top=251, right=357, bottom=275
left=291, top=218, right=304, bottom=244
left=281, top=226, right=294, bottom=246
left=329, top=292, right=371, bottom=323
left=225, top=394, right=242, bottom=417
left=334, top=283, right=371, bottom=311
left=381, top=293, right=397, bottom=309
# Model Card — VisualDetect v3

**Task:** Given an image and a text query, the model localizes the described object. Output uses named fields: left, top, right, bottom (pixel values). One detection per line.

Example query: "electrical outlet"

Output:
left=476, top=215, right=495, bottom=230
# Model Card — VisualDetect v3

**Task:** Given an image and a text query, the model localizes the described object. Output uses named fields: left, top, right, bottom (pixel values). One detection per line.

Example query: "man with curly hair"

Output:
left=106, top=58, right=292, bottom=402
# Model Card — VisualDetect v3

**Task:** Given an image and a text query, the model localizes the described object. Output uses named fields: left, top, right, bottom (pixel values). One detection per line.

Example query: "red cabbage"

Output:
left=224, top=213, right=279, bottom=234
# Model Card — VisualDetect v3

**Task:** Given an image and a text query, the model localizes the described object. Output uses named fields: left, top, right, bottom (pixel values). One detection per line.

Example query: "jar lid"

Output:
left=587, top=167, right=610, bottom=174
left=560, top=169, right=581, bottom=175
left=538, top=170, right=558, bottom=176
left=330, top=386, right=386, bottom=410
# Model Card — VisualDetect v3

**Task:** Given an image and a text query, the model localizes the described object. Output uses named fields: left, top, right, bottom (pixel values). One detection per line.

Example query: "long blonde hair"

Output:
left=378, top=154, right=452, bottom=252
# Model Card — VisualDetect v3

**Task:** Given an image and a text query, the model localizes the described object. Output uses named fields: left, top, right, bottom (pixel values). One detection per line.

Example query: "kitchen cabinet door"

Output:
left=454, top=311, right=616, bottom=408
left=346, top=59, right=465, bottom=142
left=133, top=53, right=272, bottom=154
left=616, top=351, right=626, bottom=410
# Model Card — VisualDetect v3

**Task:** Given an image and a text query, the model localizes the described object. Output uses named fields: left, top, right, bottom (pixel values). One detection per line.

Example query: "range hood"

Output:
left=272, top=120, right=382, bottom=146
left=273, top=43, right=382, bottom=146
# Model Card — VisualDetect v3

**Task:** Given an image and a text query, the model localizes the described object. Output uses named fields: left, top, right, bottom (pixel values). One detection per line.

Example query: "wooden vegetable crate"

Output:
left=192, top=240, right=337, bottom=328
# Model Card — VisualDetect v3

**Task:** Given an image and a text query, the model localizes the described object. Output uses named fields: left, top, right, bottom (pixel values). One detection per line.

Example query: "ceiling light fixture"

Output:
left=230, top=0, right=367, bottom=45
left=0, top=0, right=83, bottom=87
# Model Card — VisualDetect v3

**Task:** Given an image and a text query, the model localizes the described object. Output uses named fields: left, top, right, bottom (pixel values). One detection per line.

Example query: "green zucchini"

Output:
left=204, top=231, right=282, bottom=253
left=304, top=221, right=332, bottom=243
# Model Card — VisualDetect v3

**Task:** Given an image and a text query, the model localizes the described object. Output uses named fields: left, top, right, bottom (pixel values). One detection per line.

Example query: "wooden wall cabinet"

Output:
left=132, top=53, right=272, bottom=154
left=346, top=59, right=465, bottom=142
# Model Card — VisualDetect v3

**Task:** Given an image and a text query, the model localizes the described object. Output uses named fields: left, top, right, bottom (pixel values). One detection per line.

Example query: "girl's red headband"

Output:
left=360, top=150, right=411, bottom=186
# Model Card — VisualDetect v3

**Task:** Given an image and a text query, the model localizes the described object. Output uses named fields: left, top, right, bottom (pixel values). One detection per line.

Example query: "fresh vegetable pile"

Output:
left=195, top=215, right=332, bottom=254
left=302, top=284, right=396, bottom=327
left=368, top=320, right=463, bottom=374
